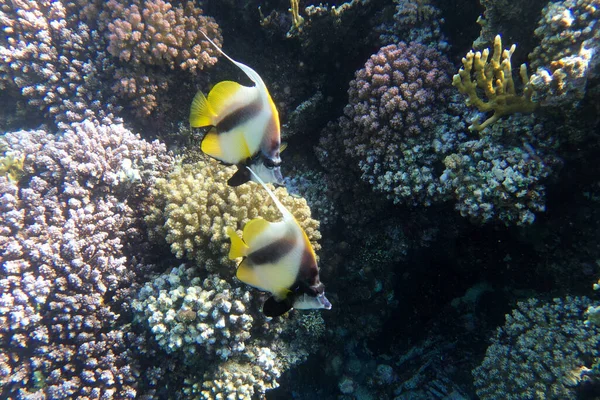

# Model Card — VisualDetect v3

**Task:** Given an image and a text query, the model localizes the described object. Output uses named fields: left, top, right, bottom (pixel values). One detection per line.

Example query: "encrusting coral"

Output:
left=453, top=34, right=538, bottom=131
left=145, top=158, right=321, bottom=274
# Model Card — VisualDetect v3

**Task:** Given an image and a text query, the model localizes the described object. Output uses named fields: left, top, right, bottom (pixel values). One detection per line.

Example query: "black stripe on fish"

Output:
left=247, top=236, right=296, bottom=266
left=217, top=96, right=263, bottom=133
left=298, top=246, right=319, bottom=285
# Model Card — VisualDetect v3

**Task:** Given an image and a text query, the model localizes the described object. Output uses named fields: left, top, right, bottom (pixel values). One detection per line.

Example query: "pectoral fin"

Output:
left=263, top=295, right=294, bottom=317
left=227, top=166, right=251, bottom=186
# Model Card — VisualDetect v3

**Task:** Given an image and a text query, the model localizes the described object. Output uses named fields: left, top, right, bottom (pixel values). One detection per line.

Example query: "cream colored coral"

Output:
left=146, top=158, right=321, bottom=274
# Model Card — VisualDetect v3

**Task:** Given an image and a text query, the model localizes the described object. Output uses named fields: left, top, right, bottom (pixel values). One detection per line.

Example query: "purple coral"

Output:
left=0, top=120, right=172, bottom=398
left=0, top=0, right=222, bottom=122
left=0, top=0, right=119, bottom=123
left=321, top=42, right=455, bottom=206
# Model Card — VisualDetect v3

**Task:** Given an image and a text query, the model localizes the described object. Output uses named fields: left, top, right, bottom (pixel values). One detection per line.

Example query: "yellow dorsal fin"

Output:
left=226, top=227, right=249, bottom=259
left=207, top=81, right=244, bottom=115
left=200, top=127, right=223, bottom=158
left=242, top=218, right=270, bottom=243
left=189, top=91, right=215, bottom=127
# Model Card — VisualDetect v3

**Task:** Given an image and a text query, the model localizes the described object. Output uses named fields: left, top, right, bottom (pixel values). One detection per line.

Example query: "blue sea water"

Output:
left=1, top=0, right=600, bottom=399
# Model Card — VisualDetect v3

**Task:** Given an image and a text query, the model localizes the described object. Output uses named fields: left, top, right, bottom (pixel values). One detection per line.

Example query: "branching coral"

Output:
left=528, top=0, right=600, bottom=107
left=318, top=41, right=456, bottom=206
left=145, top=158, right=321, bottom=273
left=133, top=264, right=254, bottom=362
left=101, top=0, right=221, bottom=73
left=473, top=296, right=600, bottom=399
left=0, top=120, right=173, bottom=398
left=453, top=34, right=537, bottom=131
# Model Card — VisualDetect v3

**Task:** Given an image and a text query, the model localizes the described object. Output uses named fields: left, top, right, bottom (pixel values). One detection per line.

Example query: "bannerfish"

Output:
left=226, top=167, right=332, bottom=317
left=190, top=31, right=284, bottom=187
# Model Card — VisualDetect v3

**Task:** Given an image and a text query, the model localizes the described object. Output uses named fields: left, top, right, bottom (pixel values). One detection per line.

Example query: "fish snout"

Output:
left=318, top=293, right=332, bottom=310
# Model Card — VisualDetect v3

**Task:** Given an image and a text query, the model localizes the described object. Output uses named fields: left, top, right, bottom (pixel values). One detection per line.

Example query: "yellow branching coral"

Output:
left=0, top=152, right=25, bottom=182
left=453, top=34, right=538, bottom=131
left=146, top=158, right=321, bottom=274
left=286, top=0, right=305, bottom=37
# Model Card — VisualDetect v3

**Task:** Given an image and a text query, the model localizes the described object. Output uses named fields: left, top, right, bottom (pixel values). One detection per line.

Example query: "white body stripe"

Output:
left=245, top=222, right=304, bottom=296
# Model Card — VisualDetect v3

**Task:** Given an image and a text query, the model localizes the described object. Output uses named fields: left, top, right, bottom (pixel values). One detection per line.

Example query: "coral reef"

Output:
left=473, top=0, right=547, bottom=50
left=133, top=264, right=254, bottom=362
left=0, top=0, right=221, bottom=123
left=378, top=0, right=445, bottom=47
left=528, top=0, right=600, bottom=107
left=321, top=41, right=455, bottom=206
left=0, top=0, right=120, bottom=123
left=473, top=296, right=600, bottom=399
left=145, top=158, right=321, bottom=273
left=441, top=115, right=561, bottom=226
left=0, top=120, right=172, bottom=398
left=453, top=34, right=537, bottom=131
left=133, top=262, right=326, bottom=399
left=102, top=0, right=221, bottom=73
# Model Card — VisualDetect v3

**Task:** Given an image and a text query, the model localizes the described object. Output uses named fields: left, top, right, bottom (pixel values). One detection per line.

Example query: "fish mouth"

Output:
left=317, top=294, right=332, bottom=310
left=271, top=166, right=284, bottom=186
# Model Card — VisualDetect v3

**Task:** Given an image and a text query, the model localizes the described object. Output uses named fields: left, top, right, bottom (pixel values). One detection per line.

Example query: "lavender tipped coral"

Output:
left=321, top=41, right=455, bottom=206
left=0, top=120, right=172, bottom=398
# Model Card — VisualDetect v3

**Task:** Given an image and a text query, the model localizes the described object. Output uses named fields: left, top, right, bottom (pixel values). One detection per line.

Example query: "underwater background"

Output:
left=1, top=0, right=600, bottom=398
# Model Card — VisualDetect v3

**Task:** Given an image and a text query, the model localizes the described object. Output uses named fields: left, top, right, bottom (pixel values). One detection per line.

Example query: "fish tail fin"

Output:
left=189, top=90, right=215, bottom=127
left=226, top=227, right=249, bottom=259
left=246, top=167, right=291, bottom=219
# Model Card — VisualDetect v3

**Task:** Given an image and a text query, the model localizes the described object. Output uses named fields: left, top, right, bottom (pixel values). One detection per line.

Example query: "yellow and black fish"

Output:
left=190, top=32, right=284, bottom=187
left=226, top=167, right=331, bottom=317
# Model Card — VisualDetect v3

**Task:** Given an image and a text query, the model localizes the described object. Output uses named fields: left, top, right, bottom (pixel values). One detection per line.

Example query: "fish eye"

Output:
left=263, top=159, right=276, bottom=169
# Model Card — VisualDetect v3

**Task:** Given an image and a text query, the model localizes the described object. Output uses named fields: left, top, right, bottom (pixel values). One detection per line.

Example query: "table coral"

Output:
left=453, top=34, right=537, bottom=131
left=0, top=120, right=173, bottom=398
left=146, top=159, right=321, bottom=273
left=473, top=296, right=600, bottom=399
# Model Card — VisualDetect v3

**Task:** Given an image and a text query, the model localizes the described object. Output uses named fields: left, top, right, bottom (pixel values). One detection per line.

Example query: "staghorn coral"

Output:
left=146, top=158, right=321, bottom=274
left=473, top=296, right=600, bottom=399
left=0, top=120, right=173, bottom=398
left=528, top=0, right=600, bottom=107
left=453, top=34, right=537, bottom=131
